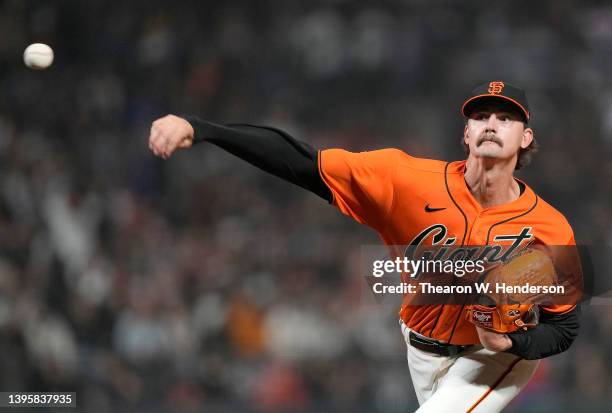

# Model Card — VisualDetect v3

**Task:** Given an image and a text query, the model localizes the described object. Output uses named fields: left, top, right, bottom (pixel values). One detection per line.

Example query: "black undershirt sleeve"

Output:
left=506, top=305, right=581, bottom=360
left=184, top=116, right=332, bottom=203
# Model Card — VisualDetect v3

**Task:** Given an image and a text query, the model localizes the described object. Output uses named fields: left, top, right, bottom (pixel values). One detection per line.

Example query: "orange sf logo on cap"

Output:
left=488, top=81, right=505, bottom=94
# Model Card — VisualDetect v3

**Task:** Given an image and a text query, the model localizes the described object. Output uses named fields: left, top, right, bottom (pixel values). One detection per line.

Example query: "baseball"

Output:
left=23, top=43, right=54, bottom=70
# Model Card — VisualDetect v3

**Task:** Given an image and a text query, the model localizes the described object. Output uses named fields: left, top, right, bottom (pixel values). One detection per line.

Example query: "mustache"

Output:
left=477, top=132, right=503, bottom=147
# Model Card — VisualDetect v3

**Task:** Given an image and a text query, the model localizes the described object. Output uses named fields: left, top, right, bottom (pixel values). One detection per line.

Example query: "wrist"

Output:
left=499, top=334, right=513, bottom=351
left=476, top=327, right=513, bottom=352
left=182, top=115, right=205, bottom=144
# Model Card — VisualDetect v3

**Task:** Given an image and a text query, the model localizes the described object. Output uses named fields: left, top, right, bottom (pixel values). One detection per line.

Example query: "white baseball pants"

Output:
left=400, top=321, right=539, bottom=413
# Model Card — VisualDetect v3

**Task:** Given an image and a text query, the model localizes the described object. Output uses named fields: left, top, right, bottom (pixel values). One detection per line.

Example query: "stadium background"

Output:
left=1, top=0, right=612, bottom=412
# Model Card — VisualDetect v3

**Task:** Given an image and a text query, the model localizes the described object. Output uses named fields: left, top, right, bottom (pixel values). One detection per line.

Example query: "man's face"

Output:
left=463, top=102, right=533, bottom=166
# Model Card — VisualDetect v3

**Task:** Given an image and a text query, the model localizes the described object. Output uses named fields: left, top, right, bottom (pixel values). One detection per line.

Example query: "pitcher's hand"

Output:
left=148, top=115, right=195, bottom=159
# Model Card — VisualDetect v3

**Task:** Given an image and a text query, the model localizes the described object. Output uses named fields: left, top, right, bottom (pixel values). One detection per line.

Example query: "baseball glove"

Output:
left=465, top=246, right=556, bottom=333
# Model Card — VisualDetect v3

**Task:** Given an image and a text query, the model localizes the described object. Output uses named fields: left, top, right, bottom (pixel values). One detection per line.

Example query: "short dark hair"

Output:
left=462, top=123, right=539, bottom=171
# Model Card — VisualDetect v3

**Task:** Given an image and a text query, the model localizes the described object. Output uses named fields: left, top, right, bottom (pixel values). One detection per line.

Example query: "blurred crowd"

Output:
left=1, top=0, right=612, bottom=412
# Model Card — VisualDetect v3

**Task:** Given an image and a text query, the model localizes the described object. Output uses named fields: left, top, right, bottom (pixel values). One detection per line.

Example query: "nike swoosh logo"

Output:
left=425, top=204, right=447, bottom=213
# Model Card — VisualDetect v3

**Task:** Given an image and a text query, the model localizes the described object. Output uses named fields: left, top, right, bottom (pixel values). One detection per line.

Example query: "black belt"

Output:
left=409, top=331, right=471, bottom=357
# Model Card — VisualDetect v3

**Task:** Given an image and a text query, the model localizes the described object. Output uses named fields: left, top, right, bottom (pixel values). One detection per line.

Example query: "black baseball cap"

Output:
left=461, top=81, right=530, bottom=123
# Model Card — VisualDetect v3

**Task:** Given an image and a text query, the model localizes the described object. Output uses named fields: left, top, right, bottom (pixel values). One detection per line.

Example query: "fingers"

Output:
left=163, top=135, right=179, bottom=159
left=149, top=125, right=162, bottom=156
left=149, top=127, right=170, bottom=159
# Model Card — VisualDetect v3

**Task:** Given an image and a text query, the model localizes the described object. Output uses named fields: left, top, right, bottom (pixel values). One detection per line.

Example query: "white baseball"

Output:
left=23, top=43, right=54, bottom=70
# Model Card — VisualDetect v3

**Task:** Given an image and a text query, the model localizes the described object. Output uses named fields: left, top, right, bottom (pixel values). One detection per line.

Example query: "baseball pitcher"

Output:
left=148, top=81, right=581, bottom=412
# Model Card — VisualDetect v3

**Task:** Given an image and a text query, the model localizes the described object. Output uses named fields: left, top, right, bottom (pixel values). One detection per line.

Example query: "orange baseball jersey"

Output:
left=318, top=148, right=576, bottom=345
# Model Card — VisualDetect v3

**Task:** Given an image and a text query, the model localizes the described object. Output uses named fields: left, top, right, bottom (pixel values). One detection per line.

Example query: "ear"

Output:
left=521, top=127, right=534, bottom=149
left=463, top=124, right=470, bottom=147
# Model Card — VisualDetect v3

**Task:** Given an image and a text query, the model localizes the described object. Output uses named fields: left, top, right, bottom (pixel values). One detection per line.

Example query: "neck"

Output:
left=464, top=157, right=520, bottom=208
